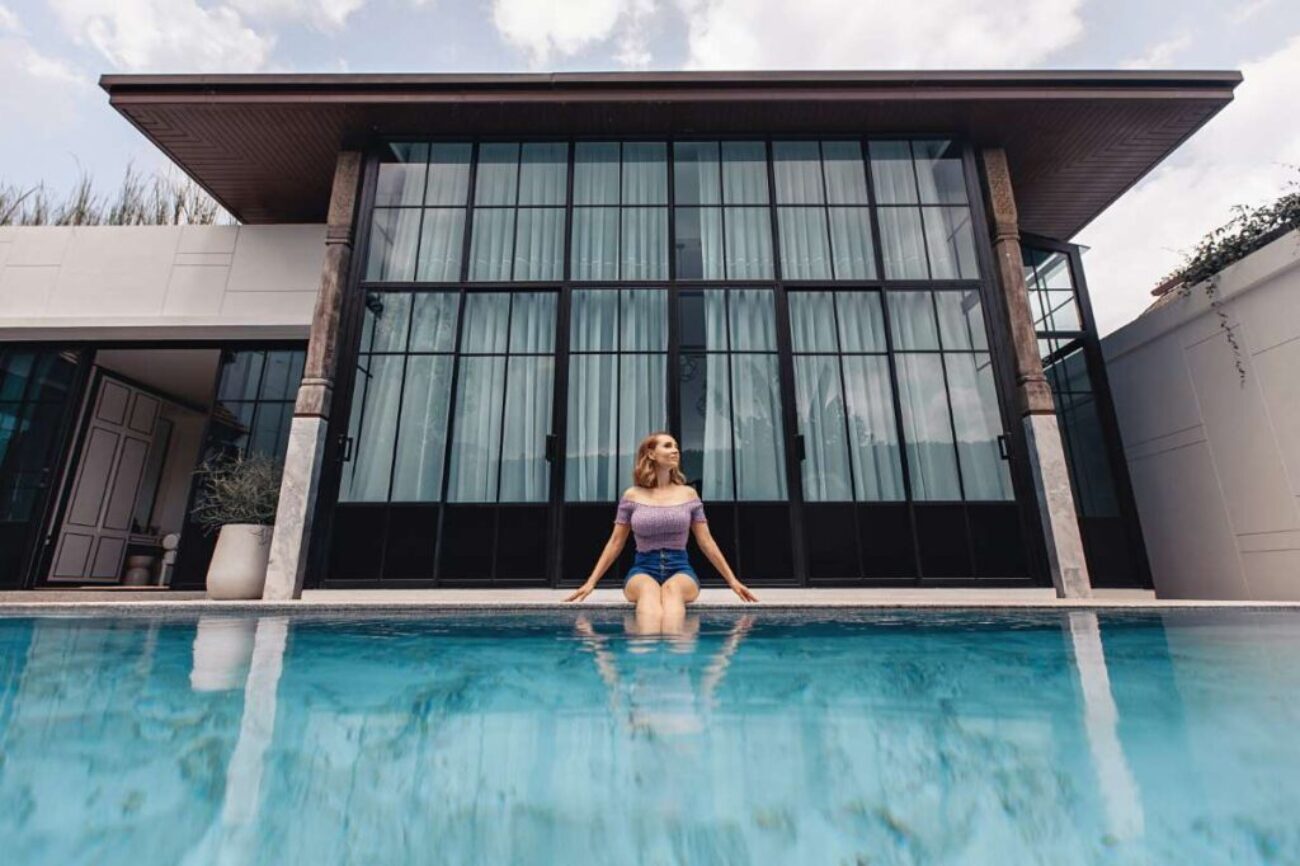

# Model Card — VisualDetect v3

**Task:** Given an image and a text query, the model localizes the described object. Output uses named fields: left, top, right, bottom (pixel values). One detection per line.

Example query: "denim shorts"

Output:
left=624, top=548, right=700, bottom=587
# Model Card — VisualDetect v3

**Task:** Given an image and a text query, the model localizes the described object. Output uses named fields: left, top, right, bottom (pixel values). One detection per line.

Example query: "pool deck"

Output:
left=1, top=587, right=1298, bottom=611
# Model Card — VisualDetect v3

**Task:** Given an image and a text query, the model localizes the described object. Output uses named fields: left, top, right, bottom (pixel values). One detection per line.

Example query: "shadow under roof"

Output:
left=101, top=70, right=1241, bottom=239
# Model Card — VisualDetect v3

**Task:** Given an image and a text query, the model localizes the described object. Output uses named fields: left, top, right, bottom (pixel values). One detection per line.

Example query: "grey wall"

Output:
left=1101, top=230, right=1300, bottom=600
left=0, top=225, right=323, bottom=341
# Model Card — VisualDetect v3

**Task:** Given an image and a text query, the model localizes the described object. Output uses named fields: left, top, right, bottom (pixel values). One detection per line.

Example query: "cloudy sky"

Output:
left=2, top=0, right=1297, bottom=334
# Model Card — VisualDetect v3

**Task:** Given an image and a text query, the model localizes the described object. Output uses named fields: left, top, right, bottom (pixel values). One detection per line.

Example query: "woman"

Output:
left=566, top=431, right=758, bottom=628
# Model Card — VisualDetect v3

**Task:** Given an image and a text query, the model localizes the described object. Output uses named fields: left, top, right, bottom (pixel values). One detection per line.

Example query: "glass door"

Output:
left=0, top=348, right=86, bottom=587
left=330, top=289, right=558, bottom=585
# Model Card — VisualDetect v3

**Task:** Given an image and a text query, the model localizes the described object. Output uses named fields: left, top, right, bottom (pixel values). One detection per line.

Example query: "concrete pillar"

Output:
left=263, top=150, right=362, bottom=600
left=981, top=148, right=1092, bottom=598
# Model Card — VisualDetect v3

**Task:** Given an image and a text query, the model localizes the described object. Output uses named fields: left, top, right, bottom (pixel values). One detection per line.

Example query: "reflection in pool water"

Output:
left=0, top=610, right=1298, bottom=865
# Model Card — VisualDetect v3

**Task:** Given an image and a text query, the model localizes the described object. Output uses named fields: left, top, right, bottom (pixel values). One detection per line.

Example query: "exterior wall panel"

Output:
left=1102, top=229, right=1300, bottom=599
left=0, top=225, right=322, bottom=341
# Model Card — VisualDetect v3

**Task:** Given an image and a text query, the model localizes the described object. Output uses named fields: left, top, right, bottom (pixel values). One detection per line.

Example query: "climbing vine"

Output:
left=1156, top=169, right=1300, bottom=386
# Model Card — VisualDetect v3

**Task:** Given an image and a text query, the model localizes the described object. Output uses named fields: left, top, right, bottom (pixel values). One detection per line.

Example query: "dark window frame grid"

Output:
left=317, top=134, right=1042, bottom=587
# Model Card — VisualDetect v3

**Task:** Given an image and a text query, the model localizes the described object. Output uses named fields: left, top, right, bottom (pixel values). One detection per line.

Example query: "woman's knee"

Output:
left=661, top=574, right=699, bottom=603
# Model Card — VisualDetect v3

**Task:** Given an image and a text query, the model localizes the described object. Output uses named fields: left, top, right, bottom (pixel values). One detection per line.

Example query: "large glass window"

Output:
left=679, top=288, right=787, bottom=500
left=1024, top=247, right=1083, bottom=332
left=572, top=142, right=669, bottom=281
left=469, top=142, right=568, bottom=281
left=886, top=289, right=1012, bottom=501
left=565, top=288, right=668, bottom=501
left=870, top=140, right=978, bottom=280
left=673, top=141, right=774, bottom=280
left=366, top=143, right=472, bottom=283
left=339, top=290, right=556, bottom=504
left=773, top=141, right=877, bottom=280
left=210, top=348, right=306, bottom=459
left=789, top=291, right=902, bottom=501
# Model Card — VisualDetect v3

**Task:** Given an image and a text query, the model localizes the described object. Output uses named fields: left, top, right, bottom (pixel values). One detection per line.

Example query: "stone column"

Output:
left=981, top=148, right=1091, bottom=598
left=263, top=150, right=362, bottom=600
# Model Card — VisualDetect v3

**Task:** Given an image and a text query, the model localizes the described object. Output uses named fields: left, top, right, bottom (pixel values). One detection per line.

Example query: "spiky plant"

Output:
left=191, top=453, right=282, bottom=531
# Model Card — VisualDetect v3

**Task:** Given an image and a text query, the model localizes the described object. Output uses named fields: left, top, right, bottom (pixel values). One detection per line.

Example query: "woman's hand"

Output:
left=727, top=579, right=759, bottom=603
left=566, top=582, right=597, bottom=603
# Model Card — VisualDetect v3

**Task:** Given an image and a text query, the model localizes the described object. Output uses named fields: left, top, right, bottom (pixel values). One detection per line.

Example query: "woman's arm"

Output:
left=691, top=521, right=759, bottom=602
left=565, top=523, right=631, bottom=602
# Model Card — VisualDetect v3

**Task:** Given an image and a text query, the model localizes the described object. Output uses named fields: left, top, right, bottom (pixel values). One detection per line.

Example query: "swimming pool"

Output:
left=1, top=609, right=1297, bottom=865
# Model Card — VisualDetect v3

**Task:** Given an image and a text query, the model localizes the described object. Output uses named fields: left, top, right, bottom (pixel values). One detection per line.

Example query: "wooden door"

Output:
left=49, top=377, right=159, bottom=581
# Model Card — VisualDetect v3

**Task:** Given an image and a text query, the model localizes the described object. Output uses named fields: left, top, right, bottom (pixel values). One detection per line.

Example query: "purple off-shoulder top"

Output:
left=614, top=494, right=708, bottom=552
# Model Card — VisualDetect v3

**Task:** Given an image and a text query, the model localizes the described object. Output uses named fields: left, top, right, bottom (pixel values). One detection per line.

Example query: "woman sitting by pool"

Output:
left=566, top=431, right=758, bottom=627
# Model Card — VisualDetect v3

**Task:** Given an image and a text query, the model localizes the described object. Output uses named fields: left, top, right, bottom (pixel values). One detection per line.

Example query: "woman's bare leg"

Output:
left=660, top=573, right=700, bottom=634
left=623, top=573, right=664, bottom=634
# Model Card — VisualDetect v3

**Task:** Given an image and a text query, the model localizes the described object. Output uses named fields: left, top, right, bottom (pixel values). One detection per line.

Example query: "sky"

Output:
left=1, top=0, right=1297, bottom=335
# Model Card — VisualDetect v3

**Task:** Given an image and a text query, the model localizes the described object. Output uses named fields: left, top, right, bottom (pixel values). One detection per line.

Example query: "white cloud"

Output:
left=0, top=32, right=90, bottom=133
left=492, top=0, right=627, bottom=67
left=674, top=0, right=1084, bottom=69
left=228, top=0, right=367, bottom=31
left=1229, top=0, right=1273, bottom=24
left=615, top=0, right=657, bottom=69
left=0, top=4, right=22, bottom=34
left=1119, top=32, right=1191, bottom=68
left=49, top=0, right=274, bottom=72
left=1077, top=35, right=1300, bottom=334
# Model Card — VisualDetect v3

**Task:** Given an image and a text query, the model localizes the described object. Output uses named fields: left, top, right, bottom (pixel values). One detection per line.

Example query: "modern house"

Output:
left=0, top=71, right=1241, bottom=598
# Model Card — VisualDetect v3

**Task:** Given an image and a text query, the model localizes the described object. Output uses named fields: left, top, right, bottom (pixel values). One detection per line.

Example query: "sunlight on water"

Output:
left=1, top=610, right=1299, bottom=865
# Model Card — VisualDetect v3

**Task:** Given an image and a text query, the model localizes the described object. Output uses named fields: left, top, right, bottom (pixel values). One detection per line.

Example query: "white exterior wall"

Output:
left=1101, top=230, right=1300, bottom=600
left=0, top=224, right=323, bottom=340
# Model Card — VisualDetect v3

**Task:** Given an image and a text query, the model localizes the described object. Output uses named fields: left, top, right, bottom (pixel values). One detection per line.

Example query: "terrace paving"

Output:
left=1, top=587, right=1298, bottom=611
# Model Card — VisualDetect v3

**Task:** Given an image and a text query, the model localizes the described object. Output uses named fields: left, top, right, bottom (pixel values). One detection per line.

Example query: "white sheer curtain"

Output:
left=571, top=208, right=618, bottom=280
left=877, top=208, right=929, bottom=280
left=338, top=354, right=402, bottom=502
left=731, top=353, right=786, bottom=500
left=777, top=208, right=831, bottom=280
left=888, top=291, right=961, bottom=500
left=894, top=353, right=960, bottom=500
left=446, top=356, right=505, bottom=502
left=923, top=206, right=978, bottom=280
left=794, top=355, right=851, bottom=501
left=945, top=352, right=1012, bottom=501
left=620, top=208, right=668, bottom=280
left=723, top=208, right=773, bottom=279
left=513, top=209, right=564, bottom=281
left=446, top=292, right=556, bottom=503
left=392, top=355, right=453, bottom=501
left=365, top=209, right=421, bottom=282
left=338, top=294, right=412, bottom=502
left=499, top=357, right=553, bottom=501
left=842, top=356, right=904, bottom=501
left=566, top=289, right=667, bottom=501
left=468, top=209, right=515, bottom=281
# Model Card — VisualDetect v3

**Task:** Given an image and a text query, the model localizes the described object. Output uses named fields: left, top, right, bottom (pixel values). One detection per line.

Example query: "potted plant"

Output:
left=191, top=452, right=282, bottom=600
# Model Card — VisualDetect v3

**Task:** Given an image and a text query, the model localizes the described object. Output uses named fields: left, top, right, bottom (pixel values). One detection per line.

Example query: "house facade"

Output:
left=0, top=71, right=1240, bottom=597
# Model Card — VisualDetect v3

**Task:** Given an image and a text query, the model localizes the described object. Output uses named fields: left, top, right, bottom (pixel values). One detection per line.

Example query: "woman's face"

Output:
left=650, top=436, right=680, bottom=468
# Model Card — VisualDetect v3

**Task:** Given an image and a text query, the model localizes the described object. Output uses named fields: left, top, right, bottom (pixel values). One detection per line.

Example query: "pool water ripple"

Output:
left=0, top=610, right=1298, bottom=865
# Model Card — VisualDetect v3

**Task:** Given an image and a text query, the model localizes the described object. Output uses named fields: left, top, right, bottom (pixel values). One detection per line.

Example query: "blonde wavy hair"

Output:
left=632, top=431, right=688, bottom=489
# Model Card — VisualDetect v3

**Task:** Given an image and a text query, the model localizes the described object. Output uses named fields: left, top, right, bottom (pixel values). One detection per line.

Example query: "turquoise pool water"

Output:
left=1, top=610, right=1299, bottom=865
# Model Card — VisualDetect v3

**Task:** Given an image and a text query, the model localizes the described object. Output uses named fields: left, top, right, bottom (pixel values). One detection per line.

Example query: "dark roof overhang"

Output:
left=101, top=70, right=1241, bottom=238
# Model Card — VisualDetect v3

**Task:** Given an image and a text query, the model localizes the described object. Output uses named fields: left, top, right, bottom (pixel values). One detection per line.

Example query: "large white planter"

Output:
left=206, top=523, right=272, bottom=600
